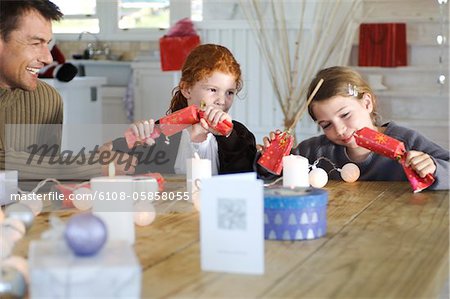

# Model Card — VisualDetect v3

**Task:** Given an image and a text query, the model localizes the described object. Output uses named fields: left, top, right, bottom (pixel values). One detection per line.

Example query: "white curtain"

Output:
left=239, top=0, right=364, bottom=131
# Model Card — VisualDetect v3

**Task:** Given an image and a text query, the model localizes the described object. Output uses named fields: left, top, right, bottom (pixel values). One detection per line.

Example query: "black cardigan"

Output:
left=112, top=120, right=257, bottom=175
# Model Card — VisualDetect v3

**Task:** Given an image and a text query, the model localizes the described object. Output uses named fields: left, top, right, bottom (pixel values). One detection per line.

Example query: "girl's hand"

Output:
left=257, top=130, right=280, bottom=152
left=199, top=106, right=232, bottom=135
left=404, top=150, right=436, bottom=178
left=130, top=119, right=157, bottom=146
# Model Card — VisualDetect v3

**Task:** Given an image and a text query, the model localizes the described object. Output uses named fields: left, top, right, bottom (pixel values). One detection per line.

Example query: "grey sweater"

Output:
left=295, top=122, right=449, bottom=190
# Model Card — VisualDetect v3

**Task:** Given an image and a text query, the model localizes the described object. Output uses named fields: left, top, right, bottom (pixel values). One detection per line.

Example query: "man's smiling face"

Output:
left=0, top=9, right=53, bottom=90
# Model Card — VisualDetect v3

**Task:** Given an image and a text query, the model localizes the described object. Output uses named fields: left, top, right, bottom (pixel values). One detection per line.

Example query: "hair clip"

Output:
left=347, top=84, right=359, bottom=97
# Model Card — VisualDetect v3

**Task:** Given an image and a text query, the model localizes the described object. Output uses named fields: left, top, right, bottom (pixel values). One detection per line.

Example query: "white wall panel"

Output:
left=197, top=21, right=319, bottom=144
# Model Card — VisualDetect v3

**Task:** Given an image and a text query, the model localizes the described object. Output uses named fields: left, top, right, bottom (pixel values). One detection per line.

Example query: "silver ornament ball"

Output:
left=0, top=266, right=26, bottom=298
left=4, top=203, right=34, bottom=230
left=1, top=218, right=26, bottom=245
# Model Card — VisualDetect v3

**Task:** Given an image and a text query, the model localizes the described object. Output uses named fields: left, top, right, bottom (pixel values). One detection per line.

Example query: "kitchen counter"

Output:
left=67, top=60, right=132, bottom=86
left=41, top=76, right=107, bottom=88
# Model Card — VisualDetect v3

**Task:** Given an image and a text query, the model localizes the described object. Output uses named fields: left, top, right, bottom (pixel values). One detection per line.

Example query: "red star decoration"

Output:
left=375, top=134, right=388, bottom=144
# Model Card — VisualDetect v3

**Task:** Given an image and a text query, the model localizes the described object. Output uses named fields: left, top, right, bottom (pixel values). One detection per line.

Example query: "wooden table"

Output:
left=14, top=179, right=449, bottom=298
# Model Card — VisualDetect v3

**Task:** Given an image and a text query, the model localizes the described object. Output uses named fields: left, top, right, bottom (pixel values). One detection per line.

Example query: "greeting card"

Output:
left=200, top=173, right=264, bottom=274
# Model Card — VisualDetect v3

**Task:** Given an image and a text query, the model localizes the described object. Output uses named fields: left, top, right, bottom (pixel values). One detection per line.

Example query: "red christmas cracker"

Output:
left=125, top=106, right=199, bottom=148
left=354, top=127, right=435, bottom=192
left=197, top=110, right=233, bottom=136
left=125, top=105, right=233, bottom=148
left=257, top=131, right=294, bottom=175
left=159, top=105, right=200, bottom=136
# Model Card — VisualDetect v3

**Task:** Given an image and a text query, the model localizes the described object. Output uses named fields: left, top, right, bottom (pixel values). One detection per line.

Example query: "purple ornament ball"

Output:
left=64, top=213, right=107, bottom=256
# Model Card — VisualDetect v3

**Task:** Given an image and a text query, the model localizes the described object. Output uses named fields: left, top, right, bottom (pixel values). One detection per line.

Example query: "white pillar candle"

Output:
left=132, top=176, right=158, bottom=201
left=0, top=170, right=18, bottom=206
left=186, top=153, right=212, bottom=201
left=282, top=155, right=310, bottom=188
left=91, top=163, right=135, bottom=245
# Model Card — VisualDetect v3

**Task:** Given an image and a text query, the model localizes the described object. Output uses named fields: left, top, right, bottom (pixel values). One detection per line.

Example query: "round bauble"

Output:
left=72, top=187, right=94, bottom=211
left=4, top=203, right=34, bottom=230
left=0, top=266, right=26, bottom=298
left=309, top=167, right=328, bottom=188
left=340, top=163, right=360, bottom=183
left=1, top=218, right=26, bottom=244
left=64, top=213, right=107, bottom=256
left=1, top=256, right=29, bottom=283
left=133, top=201, right=156, bottom=226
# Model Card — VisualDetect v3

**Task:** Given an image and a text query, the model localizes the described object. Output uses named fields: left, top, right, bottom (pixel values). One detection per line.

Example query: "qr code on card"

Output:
left=217, top=198, right=246, bottom=230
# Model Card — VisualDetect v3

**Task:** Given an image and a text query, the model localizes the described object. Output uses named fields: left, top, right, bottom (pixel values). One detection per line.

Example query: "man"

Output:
left=0, top=0, right=135, bottom=179
left=0, top=0, right=64, bottom=174
left=0, top=0, right=62, bottom=91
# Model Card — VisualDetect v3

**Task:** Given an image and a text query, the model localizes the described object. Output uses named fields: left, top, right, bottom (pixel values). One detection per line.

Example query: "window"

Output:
left=52, top=0, right=98, bottom=33
left=118, top=0, right=170, bottom=29
left=52, top=0, right=202, bottom=40
left=191, top=0, right=202, bottom=22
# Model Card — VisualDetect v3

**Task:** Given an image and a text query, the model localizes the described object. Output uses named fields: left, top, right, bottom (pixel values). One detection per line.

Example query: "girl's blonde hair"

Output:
left=167, top=44, right=243, bottom=113
left=307, top=66, right=381, bottom=125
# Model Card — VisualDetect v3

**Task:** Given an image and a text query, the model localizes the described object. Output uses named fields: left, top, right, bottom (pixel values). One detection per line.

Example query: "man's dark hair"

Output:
left=0, top=0, right=63, bottom=41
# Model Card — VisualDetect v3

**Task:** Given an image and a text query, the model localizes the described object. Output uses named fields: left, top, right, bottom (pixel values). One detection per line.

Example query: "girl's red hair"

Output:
left=167, top=44, right=242, bottom=113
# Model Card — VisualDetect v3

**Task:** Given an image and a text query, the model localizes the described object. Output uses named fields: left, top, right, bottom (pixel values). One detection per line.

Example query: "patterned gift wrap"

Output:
left=125, top=105, right=200, bottom=148
left=158, top=105, right=200, bottom=137
left=354, top=127, right=435, bottom=192
left=354, top=127, right=406, bottom=160
left=264, top=187, right=328, bottom=241
left=257, top=131, right=294, bottom=175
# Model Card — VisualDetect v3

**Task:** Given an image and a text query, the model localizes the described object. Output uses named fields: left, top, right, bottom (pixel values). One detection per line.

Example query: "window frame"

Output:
left=54, top=0, right=191, bottom=41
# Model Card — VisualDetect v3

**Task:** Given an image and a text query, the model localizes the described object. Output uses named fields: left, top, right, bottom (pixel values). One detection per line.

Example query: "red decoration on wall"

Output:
left=159, top=35, right=201, bottom=71
left=159, top=18, right=201, bottom=71
left=358, top=23, right=407, bottom=67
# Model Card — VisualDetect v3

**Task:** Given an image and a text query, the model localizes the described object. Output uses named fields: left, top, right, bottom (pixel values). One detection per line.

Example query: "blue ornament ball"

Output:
left=64, top=213, right=107, bottom=256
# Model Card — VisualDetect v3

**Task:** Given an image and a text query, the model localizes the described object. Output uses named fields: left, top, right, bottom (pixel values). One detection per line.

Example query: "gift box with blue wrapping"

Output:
left=264, top=187, right=328, bottom=240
